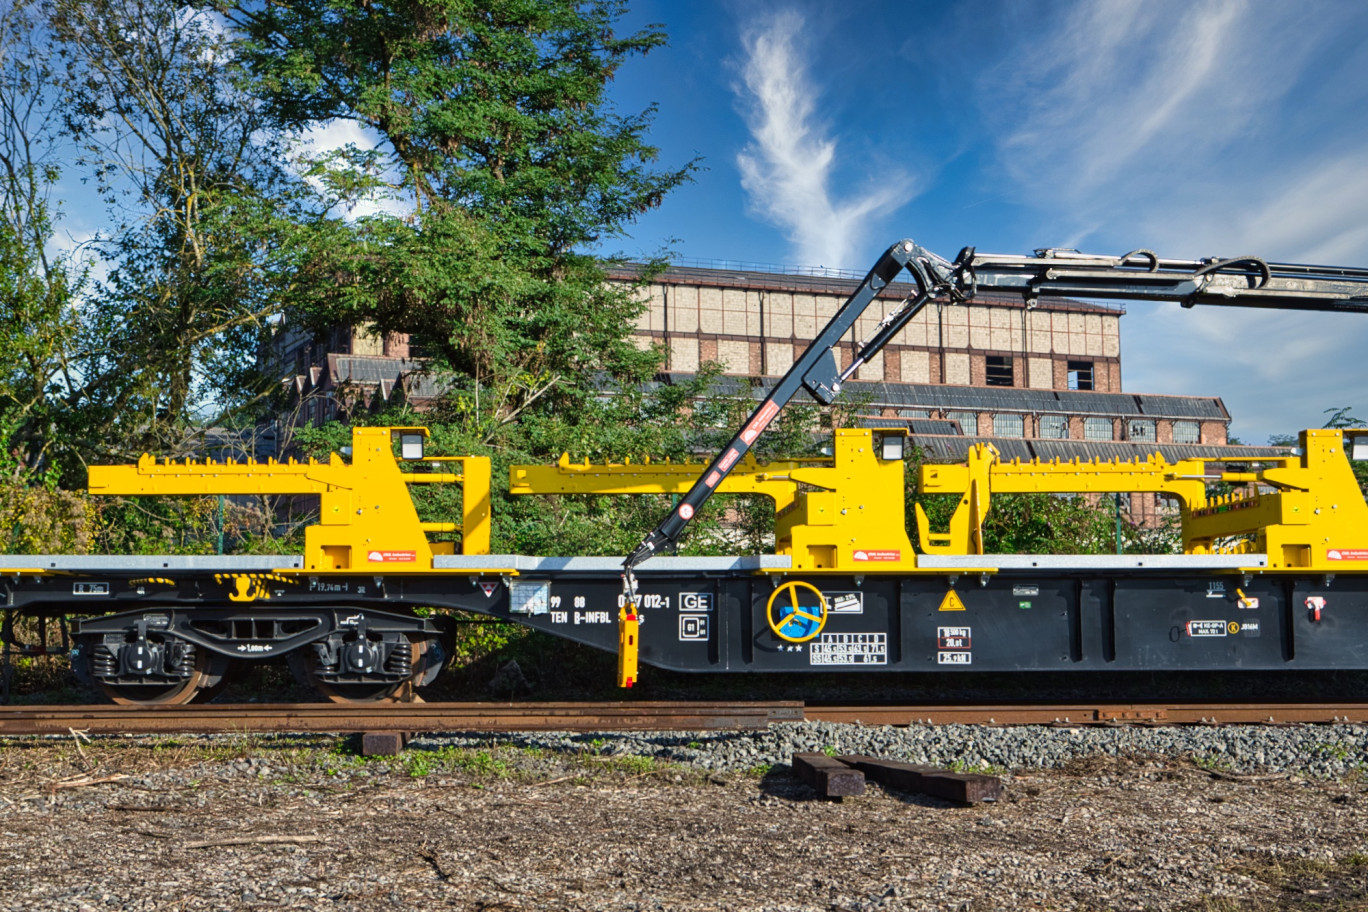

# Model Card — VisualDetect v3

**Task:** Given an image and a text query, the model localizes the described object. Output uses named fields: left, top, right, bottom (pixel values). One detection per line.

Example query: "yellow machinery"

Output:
left=513, top=426, right=1368, bottom=574
left=916, top=428, right=1368, bottom=571
left=85, top=420, right=1368, bottom=578
left=511, top=428, right=918, bottom=573
left=89, top=426, right=492, bottom=572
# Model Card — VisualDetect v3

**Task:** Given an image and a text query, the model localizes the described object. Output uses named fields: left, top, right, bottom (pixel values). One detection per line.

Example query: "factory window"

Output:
left=1067, top=360, right=1094, bottom=391
left=945, top=411, right=978, bottom=435
left=1172, top=421, right=1200, bottom=444
left=1039, top=414, right=1069, bottom=439
left=1083, top=417, right=1113, bottom=440
left=1128, top=420, right=1157, bottom=442
left=993, top=413, right=1024, bottom=437
left=985, top=355, right=1014, bottom=387
left=899, top=409, right=931, bottom=419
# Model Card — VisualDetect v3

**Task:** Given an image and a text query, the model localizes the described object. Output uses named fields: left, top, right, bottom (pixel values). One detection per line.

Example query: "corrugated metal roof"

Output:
left=655, top=373, right=1230, bottom=422
left=607, top=264, right=1125, bottom=315
left=908, top=420, right=962, bottom=436
left=1135, top=395, right=1228, bottom=419
left=1051, top=391, right=1140, bottom=415
left=331, top=355, right=423, bottom=384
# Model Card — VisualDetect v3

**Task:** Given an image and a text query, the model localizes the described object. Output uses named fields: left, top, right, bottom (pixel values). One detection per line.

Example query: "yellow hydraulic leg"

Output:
left=617, top=601, right=640, bottom=688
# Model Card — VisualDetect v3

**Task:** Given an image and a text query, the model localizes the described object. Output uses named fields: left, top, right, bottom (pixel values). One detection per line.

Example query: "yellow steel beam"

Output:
left=510, top=451, right=818, bottom=512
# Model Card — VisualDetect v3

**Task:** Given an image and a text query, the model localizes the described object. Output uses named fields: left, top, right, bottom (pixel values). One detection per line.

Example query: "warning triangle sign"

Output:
left=938, top=589, right=967, bottom=612
left=479, top=582, right=498, bottom=597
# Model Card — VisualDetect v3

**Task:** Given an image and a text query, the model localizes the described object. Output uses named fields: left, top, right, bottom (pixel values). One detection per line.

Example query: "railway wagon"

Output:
left=2, top=239, right=1365, bottom=703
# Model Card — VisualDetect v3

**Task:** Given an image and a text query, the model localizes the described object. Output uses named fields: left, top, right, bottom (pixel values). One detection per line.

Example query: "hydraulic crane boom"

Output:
left=621, top=240, right=968, bottom=575
left=963, top=248, right=1368, bottom=313
left=621, top=239, right=1368, bottom=594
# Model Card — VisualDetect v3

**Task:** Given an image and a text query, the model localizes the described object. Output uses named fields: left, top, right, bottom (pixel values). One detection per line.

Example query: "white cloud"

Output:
left=1116, top=149, right=1368, bottom=443
left=974, top=0, right=1368, bottom=442
left=733, top=9, right=915, bottom=270
left=295, top=119, right=409, bottom=221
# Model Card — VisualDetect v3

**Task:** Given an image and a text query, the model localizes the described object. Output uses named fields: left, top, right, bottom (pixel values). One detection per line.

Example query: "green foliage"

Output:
left=0, top=210, right=78, bottom=479
left=0, top=475, right=96, bottom=554
left=0, top=0, right=85, bottom=481
left=1323, top=406, right=1365, bottom=430
left=45, top=0, right=316, bottom=466
left=223, top=0, right=696, bottom=436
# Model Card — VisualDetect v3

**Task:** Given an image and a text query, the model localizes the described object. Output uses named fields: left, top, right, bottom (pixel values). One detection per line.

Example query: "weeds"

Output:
left=948, top=757, right=1008, bottom=775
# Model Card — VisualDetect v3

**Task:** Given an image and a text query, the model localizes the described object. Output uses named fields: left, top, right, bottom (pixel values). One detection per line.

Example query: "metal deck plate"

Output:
left=434, top=554, right=792, bottom=572
left=916, top=553, right=1268, bottom=570
left=0, top=555, right=306, bottom=571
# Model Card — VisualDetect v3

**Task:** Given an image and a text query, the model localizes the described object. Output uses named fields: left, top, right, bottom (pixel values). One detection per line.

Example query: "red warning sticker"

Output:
left=741, top=401, right=781, bottom=445
left=367, top=550, right=416, bottom=563
left=853, top=549, right=901, bottom=562
left=1327, top=549, right=1368, bottom=561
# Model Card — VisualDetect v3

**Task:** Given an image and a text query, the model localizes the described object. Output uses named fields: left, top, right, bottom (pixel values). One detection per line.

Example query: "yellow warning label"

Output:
left=938, top=590, right=967, bottom=612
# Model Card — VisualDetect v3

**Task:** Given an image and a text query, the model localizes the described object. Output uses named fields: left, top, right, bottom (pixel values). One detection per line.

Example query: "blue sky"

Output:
left=605, top=0, right=1368, bottom=445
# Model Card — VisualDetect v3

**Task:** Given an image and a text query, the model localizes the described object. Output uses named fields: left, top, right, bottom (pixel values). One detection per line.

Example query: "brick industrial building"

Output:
left=270, top=261, right=1285, bottom=506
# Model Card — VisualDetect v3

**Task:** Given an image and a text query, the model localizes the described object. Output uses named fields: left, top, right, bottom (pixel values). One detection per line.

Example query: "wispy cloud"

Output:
left=981, top=0, right=1346, bottom=247
left=733, top=9, right=914, bottom=270
left=973, top=0, right=1368, bottom=442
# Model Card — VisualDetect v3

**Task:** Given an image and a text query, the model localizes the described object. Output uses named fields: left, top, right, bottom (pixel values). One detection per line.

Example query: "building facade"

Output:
left=272, top=261, right=1282, bottom=465
left=620, top=263, right=1244, bottom=452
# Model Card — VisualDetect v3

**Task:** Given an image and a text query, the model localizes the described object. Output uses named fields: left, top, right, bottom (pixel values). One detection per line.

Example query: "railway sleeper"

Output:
left=71, top=607, right=444, bottom=705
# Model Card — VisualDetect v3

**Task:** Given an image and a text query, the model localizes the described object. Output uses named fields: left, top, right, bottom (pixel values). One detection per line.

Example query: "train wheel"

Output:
left=96, top=649, right=214, bottom=705
left=309, top=677, right=407, bottom=703
left=288, top=639, right=433, bottom=703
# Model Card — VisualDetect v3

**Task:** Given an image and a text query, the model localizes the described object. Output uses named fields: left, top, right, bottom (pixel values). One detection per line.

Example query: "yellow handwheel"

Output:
left=767, top=581, right=829, bottom=643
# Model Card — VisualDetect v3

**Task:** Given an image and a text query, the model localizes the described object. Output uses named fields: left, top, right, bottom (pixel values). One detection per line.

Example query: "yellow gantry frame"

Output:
left=512, top=425, right=1368, bottom=574
left=511, top=429, right=918, bottom=572
left=916, top=428, right=1368, bottom=571
left=84, top=423, right=1368, bottom=576
left=88, top=427, right=492, bottom=572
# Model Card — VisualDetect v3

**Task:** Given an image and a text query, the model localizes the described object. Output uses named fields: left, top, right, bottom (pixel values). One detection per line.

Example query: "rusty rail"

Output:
left=1, top=701, right=1367, bottom=737
left=805, top=703, right=1368, bottom=725
left=0, top=701, right=804, bottom=736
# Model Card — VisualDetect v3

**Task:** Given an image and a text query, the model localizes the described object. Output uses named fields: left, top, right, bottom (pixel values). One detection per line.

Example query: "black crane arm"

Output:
left=622, top=239, right=968, bottom=575
left=962, top=248, right=1368, bottom=314
left=622, top=239, right=1368, bottom=584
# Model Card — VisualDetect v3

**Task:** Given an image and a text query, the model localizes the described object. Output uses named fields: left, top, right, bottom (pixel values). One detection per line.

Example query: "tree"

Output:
left=219, top=0, right=695, bottom=439
left=0, top=0, right=82, bottom=477
left=49, top=0, right=314, bottom=462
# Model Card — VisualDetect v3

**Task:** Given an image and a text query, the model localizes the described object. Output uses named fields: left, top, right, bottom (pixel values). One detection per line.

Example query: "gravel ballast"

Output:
left=412, top=719, right=1368, bottom=778
left=0, top=720, right=1363, bottom=911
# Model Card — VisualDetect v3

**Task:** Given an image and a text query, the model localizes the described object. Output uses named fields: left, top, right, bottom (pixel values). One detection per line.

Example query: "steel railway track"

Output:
left=1, top=701, right=1368, bottom=736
